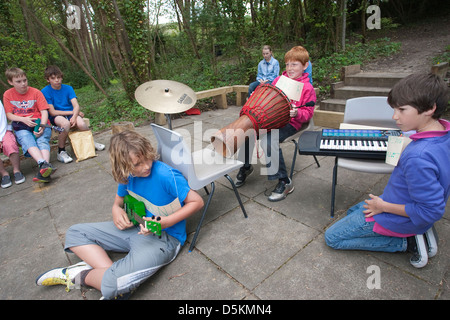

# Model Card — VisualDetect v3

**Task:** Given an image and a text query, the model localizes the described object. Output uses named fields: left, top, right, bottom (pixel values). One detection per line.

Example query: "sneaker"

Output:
left=94, top=142, right=105, bottom=151
left=14, top=172, right=26, bottom=185
left=424, top=226, right=438, bottom=258
left=57, top=150, right=73, bottom=163
left=39, top=161, right=56, bottom=177
left=407, top=235, right=428, bottom=268
left=268, top=178, right=294, bottom=202
left=33, top=172, right=51, bottom=183
left=235, top=165, right=253, bottom=187
left=36, top=262, right=92, bottom=291
left=1, top=175, right=12, bottom=189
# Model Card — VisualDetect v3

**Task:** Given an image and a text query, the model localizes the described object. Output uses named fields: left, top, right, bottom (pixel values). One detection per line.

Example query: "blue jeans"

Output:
left=248, top=81, right=261, bottom=98
left=324, top=201, right=407, bottom=252
left=261, top=124, right=298, bottom=180
left=14, top=128, right=52, bottom=157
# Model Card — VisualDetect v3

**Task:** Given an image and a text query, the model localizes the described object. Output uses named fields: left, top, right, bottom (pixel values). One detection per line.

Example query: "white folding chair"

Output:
left=151, top=123, right=248, bottom=252
left=330, top=96, right=398, bottom=217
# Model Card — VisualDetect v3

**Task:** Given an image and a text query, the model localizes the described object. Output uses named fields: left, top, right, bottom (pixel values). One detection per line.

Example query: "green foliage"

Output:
left=0, top=35, right=50, bottom=91
left=432, top=45, right=450, bottom=65
left=77, top=80, right=153, bottom=131
left=313, top=37, right=401, bottom=92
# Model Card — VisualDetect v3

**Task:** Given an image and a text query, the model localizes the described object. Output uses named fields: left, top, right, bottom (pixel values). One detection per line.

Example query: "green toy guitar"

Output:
left=124, top=195, right=162, bottom=237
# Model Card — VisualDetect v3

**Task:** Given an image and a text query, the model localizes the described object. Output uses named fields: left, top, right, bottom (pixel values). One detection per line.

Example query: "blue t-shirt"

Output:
left=41, top=84, right=77, bottom=112
left=117, top=161, right=191, bottom=245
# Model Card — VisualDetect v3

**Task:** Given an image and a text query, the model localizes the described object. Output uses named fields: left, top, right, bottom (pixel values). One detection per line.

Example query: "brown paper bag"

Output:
left=68, top=130, right=97, bottom=162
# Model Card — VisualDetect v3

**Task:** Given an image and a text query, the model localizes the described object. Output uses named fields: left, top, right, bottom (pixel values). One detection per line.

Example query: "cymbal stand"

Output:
left=165, top=114, right=173, bottom=130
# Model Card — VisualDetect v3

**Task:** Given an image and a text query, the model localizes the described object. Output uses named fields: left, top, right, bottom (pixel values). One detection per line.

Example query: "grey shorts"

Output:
left=64, top=221, right=181, bottom=299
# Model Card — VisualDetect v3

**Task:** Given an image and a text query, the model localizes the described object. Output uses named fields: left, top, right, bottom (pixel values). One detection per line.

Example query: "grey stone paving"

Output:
left=1, top=105, right=448, bottom=300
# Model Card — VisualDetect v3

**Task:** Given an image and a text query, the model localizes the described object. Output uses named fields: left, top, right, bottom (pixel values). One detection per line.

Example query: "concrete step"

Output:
left=344, top=72, right=412, bottom=87
left=319, top=98, right=346, bottom=112
left=333, top=86, right=391, bottom=99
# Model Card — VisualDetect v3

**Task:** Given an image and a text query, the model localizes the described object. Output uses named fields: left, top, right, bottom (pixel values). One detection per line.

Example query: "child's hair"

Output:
left=388, top=73, right=449, bottom=119
left=109, top=130, right=159, bottom=184
left=284, top=46, right=309, bottom=65
left=44, top=65, right=63, bottom=80
left=5, top=68, right=26, bottom=82
left=262, top=45, right=273, bottom=54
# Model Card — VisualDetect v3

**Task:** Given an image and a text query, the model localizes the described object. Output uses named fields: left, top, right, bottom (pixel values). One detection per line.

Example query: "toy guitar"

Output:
left=124, top=195, right=162, bottom=237
left=34, top=118, right=65, bottom=133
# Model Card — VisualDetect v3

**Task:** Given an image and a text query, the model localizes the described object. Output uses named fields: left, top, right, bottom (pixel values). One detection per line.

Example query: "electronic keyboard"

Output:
left=298, top=129, right=402, bottom=159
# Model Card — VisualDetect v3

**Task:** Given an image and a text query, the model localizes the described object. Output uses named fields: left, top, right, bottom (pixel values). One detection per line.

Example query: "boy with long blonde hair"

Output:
left=36, top=130, right=204, bottom=299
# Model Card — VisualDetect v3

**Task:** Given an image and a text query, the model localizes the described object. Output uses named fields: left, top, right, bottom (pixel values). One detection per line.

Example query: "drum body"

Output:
left=211, top=84, right=291, bottom=158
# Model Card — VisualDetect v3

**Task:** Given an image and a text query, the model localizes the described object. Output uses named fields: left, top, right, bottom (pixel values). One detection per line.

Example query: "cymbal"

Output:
left=135, top=80, right=197, bottom=114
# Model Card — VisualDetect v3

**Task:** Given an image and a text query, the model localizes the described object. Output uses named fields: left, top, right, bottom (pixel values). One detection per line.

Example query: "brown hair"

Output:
left=5, top=68, right=26, bottom=82
left=284, top=46, right=309, bottom=65
left=44, top=65, right=64, bottom=80
left=109, top=130, right=159, bottom=184
left=388, top=73, right=449, bottom=119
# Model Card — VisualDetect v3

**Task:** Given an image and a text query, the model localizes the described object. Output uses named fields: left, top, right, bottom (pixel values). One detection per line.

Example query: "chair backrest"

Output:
left=151, top=123, right=195, bottom=181
left=344, top=96, right=397, bottom=129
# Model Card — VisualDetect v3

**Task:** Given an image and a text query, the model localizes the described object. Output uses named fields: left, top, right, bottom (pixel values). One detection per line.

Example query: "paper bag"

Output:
left=68, top=130, right=97, bottom=162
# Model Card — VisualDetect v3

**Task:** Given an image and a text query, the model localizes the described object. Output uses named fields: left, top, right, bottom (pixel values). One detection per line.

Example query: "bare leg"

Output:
left=0, top=160, right=8, bottom=177
left=70, top=244, right=113, bottom=291
left=54, top=116, right=70, bottom=149
left=27, top=146, right=48, bottom=163
left=8, top=152, right=21, bottom=174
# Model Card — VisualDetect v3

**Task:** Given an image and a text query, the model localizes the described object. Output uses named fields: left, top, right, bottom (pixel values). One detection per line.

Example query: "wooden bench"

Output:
left=232, top=85, right=249, bottom=107
left=195, top=86, right=234, bottom=109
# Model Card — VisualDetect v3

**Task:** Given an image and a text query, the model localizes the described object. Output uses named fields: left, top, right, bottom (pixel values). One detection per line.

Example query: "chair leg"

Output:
left=224, top=174, right=248, bottom=218
left=290, top=139, right=298, bottom=180
left=330, top=157, right=338, bottom=218
left=189, top=182, right=215, bottom=252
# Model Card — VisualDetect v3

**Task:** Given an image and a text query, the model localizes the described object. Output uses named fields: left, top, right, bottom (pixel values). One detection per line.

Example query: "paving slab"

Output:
left=0, top=105, right=448, bottom=303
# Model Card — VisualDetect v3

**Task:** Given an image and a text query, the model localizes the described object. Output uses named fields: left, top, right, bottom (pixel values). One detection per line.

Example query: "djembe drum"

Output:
left=211, top=84, right=291, bottom=158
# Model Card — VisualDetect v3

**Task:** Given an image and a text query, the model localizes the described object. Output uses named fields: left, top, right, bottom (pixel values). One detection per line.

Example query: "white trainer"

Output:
left=94, top=142, right=105, bottom=151
left=57, top=150, right=73, bottom=163
left=36, top=262, right=92, bottom=291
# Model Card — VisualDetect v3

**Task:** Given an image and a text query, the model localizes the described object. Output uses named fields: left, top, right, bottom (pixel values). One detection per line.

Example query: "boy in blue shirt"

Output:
left=325, top=73, right=449, bottom=264
left=41, top=65, right=105, bottom=163
left=36, top=130, right=204, bottom=299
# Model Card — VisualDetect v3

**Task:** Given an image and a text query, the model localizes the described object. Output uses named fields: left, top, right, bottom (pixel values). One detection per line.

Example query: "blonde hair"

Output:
left=284, top=46, right=309, bottom=65
left=109, top=130, right=159, bottom=184
left=5, top=68, right=26, bottom=82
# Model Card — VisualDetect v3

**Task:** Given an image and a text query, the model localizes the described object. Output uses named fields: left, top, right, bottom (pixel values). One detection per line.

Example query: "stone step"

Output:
left=319, top=98, right=347, bottom=112
left=344, top=72, right=412, bottom=87
left=333, top=86, right=391, bottom=99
